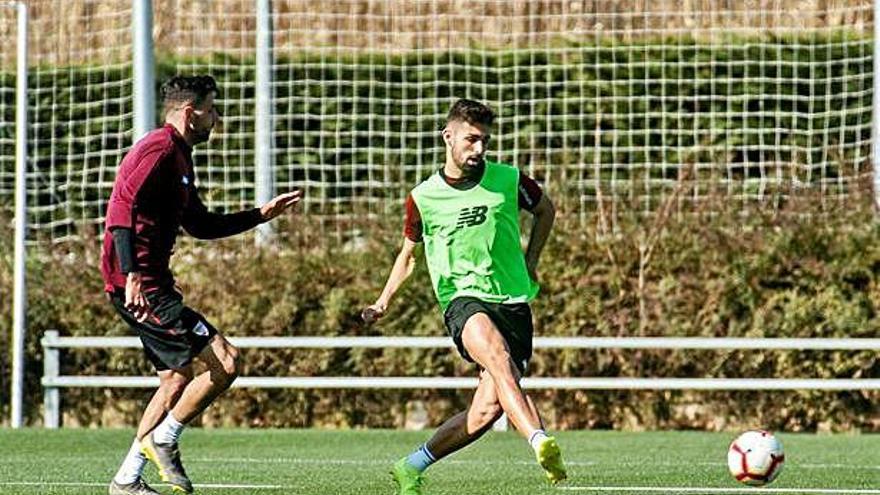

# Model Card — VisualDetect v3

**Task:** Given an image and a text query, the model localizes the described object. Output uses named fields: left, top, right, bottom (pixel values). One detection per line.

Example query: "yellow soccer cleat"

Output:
left=536, top=436, right=568, bottom=485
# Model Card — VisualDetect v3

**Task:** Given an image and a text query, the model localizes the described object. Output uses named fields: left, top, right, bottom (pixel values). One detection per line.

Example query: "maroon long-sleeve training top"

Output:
left=101, top=124, right=263, bottom=293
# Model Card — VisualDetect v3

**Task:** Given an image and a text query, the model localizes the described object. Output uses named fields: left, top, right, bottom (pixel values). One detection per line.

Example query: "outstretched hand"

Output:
left=360, top=303, right=387, bottom=325
left=260, top=190, right=302, bottom=221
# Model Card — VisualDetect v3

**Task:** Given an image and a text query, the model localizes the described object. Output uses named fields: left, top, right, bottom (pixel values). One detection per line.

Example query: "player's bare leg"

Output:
left=392, top=370, right=503, bottom=494
left=170, top=334, right=241, bottom=423
left=460, top=313, right=540, bottom=435
left=136, top=368, right=194, bottom=440
left=426, top=370, right=502, bottom=457
left=110, top=367, right=192, bottom=494
left=461, top=313, right=567, bottom=484
left=142, top=334, right=240, bottom=493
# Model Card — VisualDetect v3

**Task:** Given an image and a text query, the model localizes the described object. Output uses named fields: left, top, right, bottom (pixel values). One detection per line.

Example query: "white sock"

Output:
left=528, top=429, right=550, bottom=452
left=152, top=412, right=185, bottom=445
left=113, top=438, right=147, bottom=485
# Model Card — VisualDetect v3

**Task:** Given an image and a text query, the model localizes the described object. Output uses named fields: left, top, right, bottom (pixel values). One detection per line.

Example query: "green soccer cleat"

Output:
left=391, top=457, right=425, bottom=495
left=141, top=433, right=193, bottom=494
left=536, top=436, right=568, bottom=485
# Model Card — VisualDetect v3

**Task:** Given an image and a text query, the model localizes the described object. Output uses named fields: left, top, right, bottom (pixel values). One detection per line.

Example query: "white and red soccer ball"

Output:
left=727, top=430, right=785, bottom=486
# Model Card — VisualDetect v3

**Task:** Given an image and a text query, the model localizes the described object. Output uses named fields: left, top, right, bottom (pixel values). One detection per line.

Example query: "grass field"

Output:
left=0, top=429, right=877, bottom=494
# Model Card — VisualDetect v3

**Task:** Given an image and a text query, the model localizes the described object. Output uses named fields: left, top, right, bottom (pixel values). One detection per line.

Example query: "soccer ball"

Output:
left=727, top=430, right=785, bottom=486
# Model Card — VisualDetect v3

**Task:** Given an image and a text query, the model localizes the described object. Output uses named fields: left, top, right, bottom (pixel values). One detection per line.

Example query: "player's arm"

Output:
left=519, top=172, right=555, bottom=281
left=105, top=145, right=170, bottom=320
left=361, top=193, right=423, bottom=324
left=361, top=237, right=419, bottom=324
left=110, top=226, right=149, bottom=321
left=181, top=187, right=301, bottom=239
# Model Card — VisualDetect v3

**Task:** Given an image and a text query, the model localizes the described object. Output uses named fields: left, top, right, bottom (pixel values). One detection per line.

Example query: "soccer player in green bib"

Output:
left=362, top=99, right=567, bottom=494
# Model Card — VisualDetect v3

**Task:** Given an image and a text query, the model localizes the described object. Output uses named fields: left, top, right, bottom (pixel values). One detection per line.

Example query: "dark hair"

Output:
left=160, top=75, right=219, bottom=114
left=446, top=98, right=495, bottom=127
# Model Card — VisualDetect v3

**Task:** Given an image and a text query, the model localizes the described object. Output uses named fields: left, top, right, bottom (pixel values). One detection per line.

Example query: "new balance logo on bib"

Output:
left=455, top=205, right=488, bottom=229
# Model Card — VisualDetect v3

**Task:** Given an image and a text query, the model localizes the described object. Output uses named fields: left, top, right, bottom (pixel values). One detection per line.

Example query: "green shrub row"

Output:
left=0, top=204, right=878, bottom=431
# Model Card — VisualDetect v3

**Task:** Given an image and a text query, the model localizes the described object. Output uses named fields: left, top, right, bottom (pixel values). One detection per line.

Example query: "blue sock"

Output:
left=405, top=443, right=437, bottom=473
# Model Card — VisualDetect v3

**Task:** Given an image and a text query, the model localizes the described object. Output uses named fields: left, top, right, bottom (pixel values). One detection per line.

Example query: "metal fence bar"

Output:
left=41, top=331, right=880, bottom=428
left=40, top=335, right=880, bottom=350
left=41, top=376, right=880, bottom=391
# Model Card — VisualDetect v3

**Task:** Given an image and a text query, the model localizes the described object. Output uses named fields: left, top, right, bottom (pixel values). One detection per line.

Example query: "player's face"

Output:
left=187, top=94, right=220, bottom=145
left=446, top=120, right=491, bottom=172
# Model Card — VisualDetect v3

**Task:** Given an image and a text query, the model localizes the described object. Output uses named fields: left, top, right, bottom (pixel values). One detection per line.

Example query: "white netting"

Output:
left=161, top=0, right=876, bottom=230
left=1, top=1, right=875, bottom=243
left=1, top=0, right=133, bottom=242
left=0, top=5, right=16, bottom=205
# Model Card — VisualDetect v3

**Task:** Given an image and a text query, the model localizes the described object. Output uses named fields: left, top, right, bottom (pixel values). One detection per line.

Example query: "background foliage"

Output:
left=1, top=204, right=878, bottom=431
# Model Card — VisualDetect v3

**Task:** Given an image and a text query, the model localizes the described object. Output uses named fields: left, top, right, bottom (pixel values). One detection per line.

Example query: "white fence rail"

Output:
left=40, top=330, right=880, bottom=428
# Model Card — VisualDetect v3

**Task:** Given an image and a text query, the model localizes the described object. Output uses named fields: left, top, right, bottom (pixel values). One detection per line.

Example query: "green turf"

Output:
left=0, top=429, right=877, bottom=494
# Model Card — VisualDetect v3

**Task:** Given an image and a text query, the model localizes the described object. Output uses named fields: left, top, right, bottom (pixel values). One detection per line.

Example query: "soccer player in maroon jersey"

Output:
left=103, top=75, right=300, bottom=495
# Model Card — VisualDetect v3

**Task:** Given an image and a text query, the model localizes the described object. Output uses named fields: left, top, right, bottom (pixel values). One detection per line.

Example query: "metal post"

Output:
left=255, top=0, right=275, bottom=245
left=873, top=0, right=880, bottom=210
left=41, top=331, right=60, bottom=429
left=10, top=0, right=28, bottom=429
left=133, top=0, right=155, bottom=142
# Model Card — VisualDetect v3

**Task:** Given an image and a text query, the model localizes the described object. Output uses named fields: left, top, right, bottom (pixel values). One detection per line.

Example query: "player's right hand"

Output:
left=124, top=272, right=150, bottom=322
left=360, top=303, right=386, bottom=325
left=260, top=189, right=303, bottom=221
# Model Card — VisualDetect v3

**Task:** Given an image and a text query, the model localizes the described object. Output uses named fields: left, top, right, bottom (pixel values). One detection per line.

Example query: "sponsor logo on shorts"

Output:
left=192, top=320, right=209, bottom=337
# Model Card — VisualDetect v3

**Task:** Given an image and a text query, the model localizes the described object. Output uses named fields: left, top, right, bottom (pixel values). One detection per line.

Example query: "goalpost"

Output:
left=1, top=0, right=27, bottom=429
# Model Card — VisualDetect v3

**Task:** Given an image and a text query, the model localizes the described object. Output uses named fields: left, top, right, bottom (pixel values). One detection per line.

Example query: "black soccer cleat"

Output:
left=108, top=477, right=162, bottom=495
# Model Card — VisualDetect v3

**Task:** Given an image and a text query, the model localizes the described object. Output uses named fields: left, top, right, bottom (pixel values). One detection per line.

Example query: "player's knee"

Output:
left=475, top=336, right=514, bottom=369
left=484, top=349, right=515, bottom=375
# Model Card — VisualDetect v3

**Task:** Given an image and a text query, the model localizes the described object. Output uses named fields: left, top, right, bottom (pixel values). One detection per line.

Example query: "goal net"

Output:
left=0, top=0, right=874, bottom=243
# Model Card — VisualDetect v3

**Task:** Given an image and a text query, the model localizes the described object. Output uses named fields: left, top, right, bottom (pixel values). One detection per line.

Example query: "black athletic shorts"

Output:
left=110, top=288, right=218, bottom=371
left=443, top=296, right=534, bottom=373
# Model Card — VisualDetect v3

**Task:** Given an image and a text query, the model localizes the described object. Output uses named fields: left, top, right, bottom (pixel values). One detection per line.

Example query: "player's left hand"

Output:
left=260, top=190, right=302, bottom=221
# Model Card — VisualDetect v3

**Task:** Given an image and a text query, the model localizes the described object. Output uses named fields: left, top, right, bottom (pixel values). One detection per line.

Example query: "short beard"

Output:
left=192, top=129, right=211, bottom=145
left=460, top=155, right=484, bottom=173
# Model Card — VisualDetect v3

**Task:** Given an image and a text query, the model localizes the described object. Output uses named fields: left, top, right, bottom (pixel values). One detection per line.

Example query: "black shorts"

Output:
left=110, top=289, right=218, bottom=372
left=443, top=296, right=534, bottom=373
